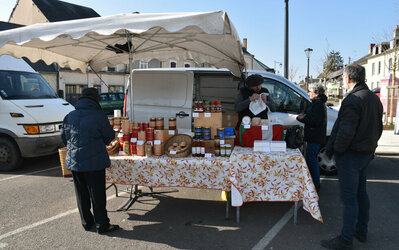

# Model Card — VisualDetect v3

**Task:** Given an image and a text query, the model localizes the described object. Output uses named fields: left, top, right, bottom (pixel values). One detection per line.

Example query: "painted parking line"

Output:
left=0, top=166, right=60, bottom=182
left=0, top=193, right=119, bottom=245
left=251, top=204, right=299, bottom=250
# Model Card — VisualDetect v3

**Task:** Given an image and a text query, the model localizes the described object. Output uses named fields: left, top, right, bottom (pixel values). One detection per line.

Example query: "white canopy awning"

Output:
left=0, top=11, right=244, bottom=76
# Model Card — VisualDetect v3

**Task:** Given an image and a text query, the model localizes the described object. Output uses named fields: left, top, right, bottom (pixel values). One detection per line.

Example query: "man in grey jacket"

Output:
left=61, top=88, right=119, bottom=234
left=321, top=65, right=383, bottom=250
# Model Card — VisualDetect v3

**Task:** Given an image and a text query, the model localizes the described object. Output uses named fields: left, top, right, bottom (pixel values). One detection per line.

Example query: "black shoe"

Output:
left=83, top=223, right=94, bottom=231
left=354, top=231, right=367, bottom=243
left=97, top=224, right=120, bottom=234
left=321, top=235, right=352, bottom=250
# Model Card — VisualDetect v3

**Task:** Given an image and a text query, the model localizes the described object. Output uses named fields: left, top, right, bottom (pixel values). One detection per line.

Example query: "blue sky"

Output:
left=1, top=0, right=397, bottom=82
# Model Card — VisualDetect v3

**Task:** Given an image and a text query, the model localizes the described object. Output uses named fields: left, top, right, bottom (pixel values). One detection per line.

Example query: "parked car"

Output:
left=372, top=87, right=380, bottom=98
left=99, top=92, right=124, bottom=114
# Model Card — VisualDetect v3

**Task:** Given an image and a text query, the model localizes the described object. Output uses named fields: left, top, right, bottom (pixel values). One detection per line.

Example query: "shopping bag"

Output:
left=249, top=95, right=267, bottom=115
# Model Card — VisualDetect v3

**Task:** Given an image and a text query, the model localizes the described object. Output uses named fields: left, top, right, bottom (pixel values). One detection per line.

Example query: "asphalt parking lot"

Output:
left=0, top=154, right=398, bottom=249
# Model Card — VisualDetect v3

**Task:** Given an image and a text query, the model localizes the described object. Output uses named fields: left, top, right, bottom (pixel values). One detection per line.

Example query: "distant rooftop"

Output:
left=32, top=0, right=100, bottom=22
left=0, top=21, right=23, bottom=31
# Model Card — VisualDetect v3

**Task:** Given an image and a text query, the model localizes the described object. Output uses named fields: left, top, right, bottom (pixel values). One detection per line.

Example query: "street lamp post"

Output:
left=304, top=48, right=313, bottom=90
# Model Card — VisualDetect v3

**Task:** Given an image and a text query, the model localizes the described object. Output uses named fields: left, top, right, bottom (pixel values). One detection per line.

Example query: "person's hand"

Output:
left=296, top=114, right=306, bottom=120
left=261, top=93, right=268, bottom=103
left=249, top=93, right=260, bottom=102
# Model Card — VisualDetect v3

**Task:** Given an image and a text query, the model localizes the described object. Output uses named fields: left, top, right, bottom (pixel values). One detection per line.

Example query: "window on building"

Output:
left=184, top=62, right=191, bottom=68
left=139, top=61, right=148, bottom=69
left=170, top=60, right=177, bottom=68
left=201, top=63, right=206, bottom=68
left=107, top=66, right=115, bottom=72
left=378, top=61, right=381, bottom=74
left=159, top=61, right=163, bottom=68
left=372, top=63, right=375, bottom=75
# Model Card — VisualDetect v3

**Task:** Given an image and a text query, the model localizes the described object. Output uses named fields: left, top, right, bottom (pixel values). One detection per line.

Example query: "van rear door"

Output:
left=130, top=70, right=194, bottom=132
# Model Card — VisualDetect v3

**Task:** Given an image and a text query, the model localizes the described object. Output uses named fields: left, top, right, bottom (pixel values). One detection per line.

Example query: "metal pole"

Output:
left=284, top=0, right=289, bottom=79
left=306, top=56, right=310, bottom=90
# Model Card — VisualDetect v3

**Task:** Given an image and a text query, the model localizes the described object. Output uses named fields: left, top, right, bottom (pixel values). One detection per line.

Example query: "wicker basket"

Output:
left=164, top=134, right=193, bottom=158
left=58, top=147, right=72, bottom=178
left=106, top=139, right=120, bottom=155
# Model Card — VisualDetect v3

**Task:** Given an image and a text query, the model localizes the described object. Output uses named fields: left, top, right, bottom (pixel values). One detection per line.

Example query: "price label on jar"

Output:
left=154, top=140, right=161, bottom=145
left=205, top=153, right=212, bottom=158
left=192, top=112, right=199, bottom=118
left=244, top=125, right=251, bottom=129
left=220, top=139, right=225, bottom=145
left=137, top=140, right=144, bottom=145
left=130, top=138, right=137, bottom=143
left=262, top=125, right=269, bottom=130
left=170, top=150, right=177, bottom=155
left=169, top=130, right=175, bottom=135
left=204, top=113, right=211, bottom=118
left=118, top=151, right=124, bottom=156
left=117, top=133, right=124, bottom=138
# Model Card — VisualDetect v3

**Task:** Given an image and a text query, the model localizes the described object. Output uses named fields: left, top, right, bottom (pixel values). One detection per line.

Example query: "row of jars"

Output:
left=193, top=100, right=222, bottom=113
left=109, top=116, right=176, bottom=132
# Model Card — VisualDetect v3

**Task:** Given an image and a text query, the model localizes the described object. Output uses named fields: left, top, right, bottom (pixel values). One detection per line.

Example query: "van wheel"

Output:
left=0, top=137, right=22, bottom=171
left=318, top=147, right=337, bottom=176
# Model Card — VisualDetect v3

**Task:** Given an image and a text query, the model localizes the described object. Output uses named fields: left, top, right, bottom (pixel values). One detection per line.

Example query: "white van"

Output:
left=0, top=55, right=74, bottom=170
left=127, top=68, right=339, bottom=174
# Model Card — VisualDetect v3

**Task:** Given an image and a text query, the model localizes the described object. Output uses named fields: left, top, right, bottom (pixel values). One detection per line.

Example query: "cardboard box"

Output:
left=223, top=110, right=239, bottom=129
left=163, top=129, right=178, bottom=142
left=193, top=112, right=222, bottom=138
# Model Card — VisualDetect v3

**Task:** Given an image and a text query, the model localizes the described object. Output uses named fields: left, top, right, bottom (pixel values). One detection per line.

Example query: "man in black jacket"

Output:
left=321, top=65, right=383, bottom=250
left=235, top=74, right=276, bottom=129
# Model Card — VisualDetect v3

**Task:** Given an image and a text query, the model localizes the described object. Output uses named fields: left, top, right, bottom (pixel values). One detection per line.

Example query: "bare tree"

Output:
left=288, top=65, right=298, bottom=82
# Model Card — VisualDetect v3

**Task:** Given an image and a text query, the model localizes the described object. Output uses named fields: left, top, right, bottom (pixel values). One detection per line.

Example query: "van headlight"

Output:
left=23, top=124, right=56, bottom=134
left=39, top=124, right=56, bottom=133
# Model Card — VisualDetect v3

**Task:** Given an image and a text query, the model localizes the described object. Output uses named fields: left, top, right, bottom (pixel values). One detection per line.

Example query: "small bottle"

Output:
left=220, top=144, right=226, bottom=157
left=192, top=138, right=198, bottom=157
left=200, top=139, right=205, bottom=157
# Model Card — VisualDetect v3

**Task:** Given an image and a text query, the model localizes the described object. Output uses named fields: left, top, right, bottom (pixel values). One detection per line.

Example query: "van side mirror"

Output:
left=57, top=89, right=64, bottom=99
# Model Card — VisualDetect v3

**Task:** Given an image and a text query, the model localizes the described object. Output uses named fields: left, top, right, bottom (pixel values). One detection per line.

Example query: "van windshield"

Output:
left=0, top=70, right=57, bottom=100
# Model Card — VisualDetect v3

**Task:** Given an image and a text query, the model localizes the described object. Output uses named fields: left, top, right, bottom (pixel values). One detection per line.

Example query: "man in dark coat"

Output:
left=296, top=83, right=327, bottom=192
left=235, top=74, right=275, bottom=129
left=321, top=65, right=383, bottom=250
left=61, top=88, right=119, bottom=234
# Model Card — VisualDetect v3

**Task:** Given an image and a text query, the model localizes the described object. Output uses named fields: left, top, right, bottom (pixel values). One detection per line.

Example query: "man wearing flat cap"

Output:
left=61, top=87, right=120, bottom=234
left=235, top=74, right=276, bottom=129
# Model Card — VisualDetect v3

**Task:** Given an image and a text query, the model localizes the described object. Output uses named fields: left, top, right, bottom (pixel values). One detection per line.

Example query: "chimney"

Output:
left=369, top=43, right=375, bottom=54
left=243, top=38, right=247, bottom=50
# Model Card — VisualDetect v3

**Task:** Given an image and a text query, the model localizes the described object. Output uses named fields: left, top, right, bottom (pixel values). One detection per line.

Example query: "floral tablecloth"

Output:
left=106, top=155, right=231, bottom=191
left=229, top=147, right=323, bottom=222
left=107, top=148, right=322, bottom=222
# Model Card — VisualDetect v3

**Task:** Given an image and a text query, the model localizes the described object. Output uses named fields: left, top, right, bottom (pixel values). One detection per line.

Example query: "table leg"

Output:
left=225, top=191, right=231, bottom=220
left=294, top=201, right=299, bottom=225
left=106, top=183, right=118, bottom=197
left=116, top=185, right=178, bottom=211
left=236, top=207, right=240, bottom=223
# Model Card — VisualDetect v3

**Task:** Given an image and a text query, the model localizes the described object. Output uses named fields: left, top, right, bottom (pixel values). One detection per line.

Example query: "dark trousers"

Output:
left=306, top=142, right=321, bottom=186
left=72, top=169, right=110, bottom=230
left=335, top=151, right=372, bottom=242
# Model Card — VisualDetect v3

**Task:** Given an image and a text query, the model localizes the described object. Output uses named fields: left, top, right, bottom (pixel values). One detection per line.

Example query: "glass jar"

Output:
left=217, top=128, right=224, bottom=139
left=145, top=141, right=153, bottom=157
left=155, top=117, right=164, bottom=130
left=225, top=144, right=232, bottom=157
left=220, top=144, right=226, bottom=157
left=169, top=117, right=176, bottom=130
left=149, top=117, right=156, bottom=128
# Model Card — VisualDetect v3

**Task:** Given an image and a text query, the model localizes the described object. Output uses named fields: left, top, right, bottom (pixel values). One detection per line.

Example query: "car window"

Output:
left=262, top=78, right=303, bottom=114
left=100, top=94, right=109, bottom=101
left=109, top=93, right=117, bottom=101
